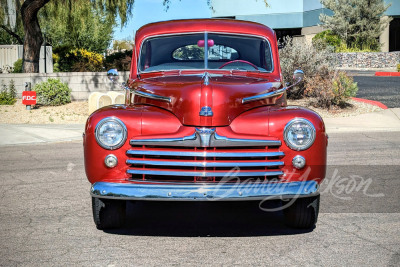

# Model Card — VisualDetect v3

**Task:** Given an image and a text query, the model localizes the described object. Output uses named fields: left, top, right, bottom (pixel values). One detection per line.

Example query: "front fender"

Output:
left=84, top=104, right=183, bottom=184
left=268, top=106, right=327, bottom=183
left=223, top=105, right=327, bottom=183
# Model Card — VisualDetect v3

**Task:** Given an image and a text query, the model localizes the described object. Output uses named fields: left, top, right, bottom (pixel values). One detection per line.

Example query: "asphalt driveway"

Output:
left=0, top=131, right=399, bottom=266
left=353, top=76, right=400, bottom=108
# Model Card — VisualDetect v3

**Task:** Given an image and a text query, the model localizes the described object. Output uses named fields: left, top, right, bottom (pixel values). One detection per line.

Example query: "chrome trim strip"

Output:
left=242, top=70, right=304, bottom=104
left=130, top=132, right=281, bottom=147
left=130, top=133, right=197, bottom=146
left=134, top=87, right=172, bottom=103
left=204, top=32, right=208, bottom=69
left=242, top=88, right=285, bottom=104
left=126, top=150, right=284, bottom=157
left=107, top=77, right=171, bottom=103
left=126, top=159, right=284, bottom=168
left=212, top=132, right=281, bottom=147
left=90, top=180, right=319, bottom=201
left=126, top=169, right=283, bottom=177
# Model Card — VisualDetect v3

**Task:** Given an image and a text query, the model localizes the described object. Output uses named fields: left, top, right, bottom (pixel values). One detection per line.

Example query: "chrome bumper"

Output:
left=90, top=180, right=319, bottom=201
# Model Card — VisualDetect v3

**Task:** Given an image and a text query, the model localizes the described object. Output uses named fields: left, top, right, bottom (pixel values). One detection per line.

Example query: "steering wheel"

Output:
left=218, top=60, right=259, bottom=70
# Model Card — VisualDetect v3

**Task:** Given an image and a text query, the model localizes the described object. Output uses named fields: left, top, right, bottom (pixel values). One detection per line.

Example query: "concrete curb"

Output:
left=351, top=97, right=388, bottom=110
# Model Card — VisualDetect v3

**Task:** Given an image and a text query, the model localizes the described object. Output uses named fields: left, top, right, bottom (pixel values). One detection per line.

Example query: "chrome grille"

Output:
left=126, top=144, right=285, bottom=183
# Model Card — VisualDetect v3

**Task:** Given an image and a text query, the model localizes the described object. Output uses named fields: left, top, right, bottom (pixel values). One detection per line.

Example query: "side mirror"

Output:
left=107, top=69, right=119, bottom=83
left=293, top=69, right=304, bottom=83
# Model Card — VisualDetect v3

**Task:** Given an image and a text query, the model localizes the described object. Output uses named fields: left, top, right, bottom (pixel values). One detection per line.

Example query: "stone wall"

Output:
left=335, top=52, right=400, bottom=68
left=0, top=71, right=129, bottom=100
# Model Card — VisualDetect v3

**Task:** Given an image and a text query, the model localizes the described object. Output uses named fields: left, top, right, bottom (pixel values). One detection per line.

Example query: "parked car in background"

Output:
left=84, top=19, right=328, bottom=230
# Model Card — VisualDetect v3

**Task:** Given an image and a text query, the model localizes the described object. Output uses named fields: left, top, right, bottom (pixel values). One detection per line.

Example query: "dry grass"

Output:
left=0, top=98, right=383, bottom=124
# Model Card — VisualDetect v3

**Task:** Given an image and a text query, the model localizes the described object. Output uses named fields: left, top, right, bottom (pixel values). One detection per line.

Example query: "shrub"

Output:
left=105, top=50, right=132, bottom=71
left=34, top=78, right=71, bottom=106
left=0, top=65, right=13, bottom=74
left=0, top=80, right=17, bottom=105
left=305, top=70, right=358, bottom=109
left=312, top=30, right=342, bottom=51
left=331, top=71, right=358, bottom=106
left=305, top=72, right=334, bottom=109
left=335, top=43, right=377, bottom=53
left=53, top=46, right=77, bottom=72
left=52, top=53, right=60, bottom=72
left=12, top=59, right=23, bottom=73
left=70, top=48, right=104, bottom=72
left=397, top=64, right=400, bottom=72
left=279, top=37, right=335, bottom=99
left=53, top=46, right=104, bottom=72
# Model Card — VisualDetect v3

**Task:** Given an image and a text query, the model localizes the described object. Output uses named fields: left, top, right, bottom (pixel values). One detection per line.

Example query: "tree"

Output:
left=0, top=0, right=24, bottom=44
left=320, top=0, right=392, bottom=51
left=21, top=0, right=50, bottom=73
left=113, top=39, right=134, bottom=52
left=40, top=1, right=115, bottom=53
left=1, top=0, right=135, bottom=73
left=2, top=0, right=269, bottom=73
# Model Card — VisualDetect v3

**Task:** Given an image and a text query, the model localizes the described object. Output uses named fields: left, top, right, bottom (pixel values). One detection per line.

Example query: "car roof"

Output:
left=135, top=19, right=276, bottom=45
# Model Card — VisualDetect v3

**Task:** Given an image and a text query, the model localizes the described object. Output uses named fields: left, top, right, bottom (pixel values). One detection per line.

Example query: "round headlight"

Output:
left=95, top=117, right=127, bottom=150
left=284, top=118, right=316, bottom=151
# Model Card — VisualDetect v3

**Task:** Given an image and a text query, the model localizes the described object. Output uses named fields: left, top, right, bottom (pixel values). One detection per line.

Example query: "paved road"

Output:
left=0, top=132, right=399, bottom=266
left=353, top=76, right=400, bottom=108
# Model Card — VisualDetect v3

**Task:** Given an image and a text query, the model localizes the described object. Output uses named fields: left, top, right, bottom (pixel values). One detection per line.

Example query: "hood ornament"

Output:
left=195, top=128, right=215, bottom=147
left=202, top=72, right=210, bottom=85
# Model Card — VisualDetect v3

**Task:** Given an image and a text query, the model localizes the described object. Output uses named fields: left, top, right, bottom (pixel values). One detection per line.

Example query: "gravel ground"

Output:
left=287, top=98, right=383, bottom=118
left=0, top=98, right=383, bottom=124
left=0, top=100, right=89, bottom=124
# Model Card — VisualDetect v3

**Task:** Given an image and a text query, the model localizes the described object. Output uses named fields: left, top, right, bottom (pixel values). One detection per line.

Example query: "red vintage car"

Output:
left=84, top=19, right=327, bottom=230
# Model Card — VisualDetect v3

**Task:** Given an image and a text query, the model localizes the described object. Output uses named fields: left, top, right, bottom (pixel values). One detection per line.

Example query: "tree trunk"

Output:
left=21, top=0, right=50, bottom=73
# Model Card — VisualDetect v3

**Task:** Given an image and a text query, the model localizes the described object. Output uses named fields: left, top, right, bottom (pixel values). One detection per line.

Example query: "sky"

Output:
left=113, top=0, right=212, bottom=41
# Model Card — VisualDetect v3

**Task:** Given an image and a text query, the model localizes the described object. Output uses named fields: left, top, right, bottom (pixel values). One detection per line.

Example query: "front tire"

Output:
left=283, top=195, right=320, bottom=229
left=92, top=197, right=126, bottom=230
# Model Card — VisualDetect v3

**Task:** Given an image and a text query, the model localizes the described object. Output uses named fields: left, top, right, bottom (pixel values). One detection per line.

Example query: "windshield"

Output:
left=138, top=33, right=273, bottom=73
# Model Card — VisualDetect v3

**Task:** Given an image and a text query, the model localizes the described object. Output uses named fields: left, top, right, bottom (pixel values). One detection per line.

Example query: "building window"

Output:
left=274, top=28, right=302, bottom=48
left=389, top=18, right=400, bottom=52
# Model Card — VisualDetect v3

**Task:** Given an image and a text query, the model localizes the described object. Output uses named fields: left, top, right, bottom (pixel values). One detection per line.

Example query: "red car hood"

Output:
left=131, top=74, right=282, bottom=127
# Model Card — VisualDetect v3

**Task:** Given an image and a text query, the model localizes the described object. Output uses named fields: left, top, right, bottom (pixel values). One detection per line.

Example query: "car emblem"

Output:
left=195, top=128, right=215, bottom=147
left=199, top=106, right=213, bottom=117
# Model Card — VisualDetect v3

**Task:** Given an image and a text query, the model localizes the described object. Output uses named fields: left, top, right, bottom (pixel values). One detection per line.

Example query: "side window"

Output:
left=264, top=40, right=273, bottom=71
left=139, top=41, right=151, bottom=70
